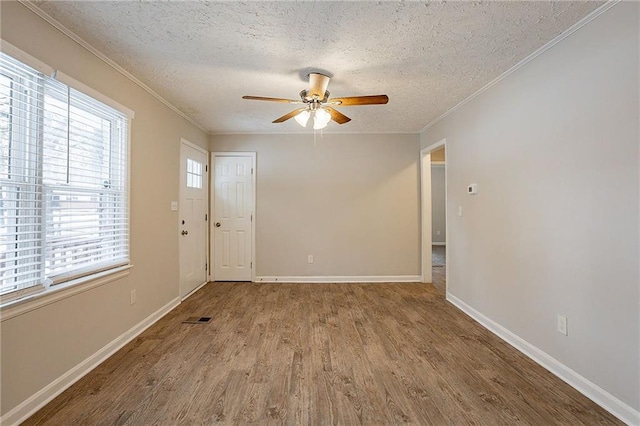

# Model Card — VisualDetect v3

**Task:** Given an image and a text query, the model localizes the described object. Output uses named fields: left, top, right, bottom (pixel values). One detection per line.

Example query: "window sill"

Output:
left=0, top=265, right=133, bottom=322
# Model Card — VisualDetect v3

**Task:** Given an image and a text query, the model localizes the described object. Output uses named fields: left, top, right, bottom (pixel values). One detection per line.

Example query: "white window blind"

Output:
left=0, top=51, right=129, bottom=302
left=0, top=53, right=45, bottom=300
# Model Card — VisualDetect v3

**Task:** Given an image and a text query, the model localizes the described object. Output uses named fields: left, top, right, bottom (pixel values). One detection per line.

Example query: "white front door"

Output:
left=179, top=141, right=208, bottom=298
left=212, top=154, right=254, bottom=281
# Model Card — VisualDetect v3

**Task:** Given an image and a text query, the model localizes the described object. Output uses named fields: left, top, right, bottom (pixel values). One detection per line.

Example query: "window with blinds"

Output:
left=0, top=51, right=129, bottom=303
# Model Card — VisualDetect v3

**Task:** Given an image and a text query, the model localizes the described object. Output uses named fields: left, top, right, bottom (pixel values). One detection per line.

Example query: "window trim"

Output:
left=0, top=41, right=134, bottom=307
left=0, top=40, right=54, bottom=77
left=0, top=264, right=132, bottom=321
left=54, top=71, right=135, bottom=119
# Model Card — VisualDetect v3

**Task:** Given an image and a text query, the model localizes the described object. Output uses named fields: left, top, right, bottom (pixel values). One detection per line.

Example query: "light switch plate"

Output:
left=171, top=201, right=178, bottom=211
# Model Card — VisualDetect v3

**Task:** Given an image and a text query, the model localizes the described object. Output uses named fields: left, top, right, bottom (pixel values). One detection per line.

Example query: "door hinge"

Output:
left=205, top=263, right=208, bottom=270
left=206, top=165, right=208, bottom=172
left=250, top=262, right=252, bottom=268
left=205, top=214, right=208, bottom=221
left=251, top=214, right=253, bottom=221
left=251, top=167, right=254, bottom=175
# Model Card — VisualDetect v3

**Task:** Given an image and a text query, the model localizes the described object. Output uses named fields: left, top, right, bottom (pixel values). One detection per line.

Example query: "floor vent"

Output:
left=183, top=316, right=212, bottom=324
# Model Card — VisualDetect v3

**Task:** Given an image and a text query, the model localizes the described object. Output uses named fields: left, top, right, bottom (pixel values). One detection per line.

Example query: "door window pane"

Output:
left=186, top=158, right=202, bottom=189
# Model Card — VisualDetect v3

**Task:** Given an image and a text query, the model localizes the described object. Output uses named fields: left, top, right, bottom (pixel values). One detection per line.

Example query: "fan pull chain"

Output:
left=312, top=128, right=324, bottom=148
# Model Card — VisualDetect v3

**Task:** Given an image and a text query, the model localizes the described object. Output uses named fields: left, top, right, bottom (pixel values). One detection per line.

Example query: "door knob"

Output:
left=181, top=230, right=188, bottom=235
left=215, top=222, right=221, bottom=227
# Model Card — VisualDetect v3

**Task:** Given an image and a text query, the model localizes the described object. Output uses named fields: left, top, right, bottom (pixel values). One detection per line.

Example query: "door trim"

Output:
left=210, top=152, right=257, bottom=282
left=420, top=138, right=447, bottom=287
left=179, top=138, right=209, bottom=299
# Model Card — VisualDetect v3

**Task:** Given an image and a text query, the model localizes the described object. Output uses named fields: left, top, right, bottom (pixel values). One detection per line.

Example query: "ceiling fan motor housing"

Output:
left=307, top=72, right=331, bottom=98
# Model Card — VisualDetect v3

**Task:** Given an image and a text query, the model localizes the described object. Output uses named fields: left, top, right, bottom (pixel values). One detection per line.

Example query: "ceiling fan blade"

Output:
left=273, top=108, right=307, bottom=123
left=325, top=107, right=351, bottom=125
left=308, top=73, right=330, bottom=98
left=242, top=95, right=298, bottom=103
left=329, top=95, right=389, bottom=106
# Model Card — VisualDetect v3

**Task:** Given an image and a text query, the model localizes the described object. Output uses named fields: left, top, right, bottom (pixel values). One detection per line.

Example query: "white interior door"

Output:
left=179, top=141, right=208, bottom=298
left=213, top=154, right=254, bottom=281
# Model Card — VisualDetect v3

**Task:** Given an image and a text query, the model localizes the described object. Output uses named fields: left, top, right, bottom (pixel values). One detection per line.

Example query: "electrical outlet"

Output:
left=557, top=315, right=568, bottom=336
left=307, top=255, right=314, bottom=264
left=130, top=289, right=136, bottom=305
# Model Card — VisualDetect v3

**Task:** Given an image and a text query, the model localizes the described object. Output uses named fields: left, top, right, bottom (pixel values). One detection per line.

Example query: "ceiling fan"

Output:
left=242, top=73, right=389, bottom=130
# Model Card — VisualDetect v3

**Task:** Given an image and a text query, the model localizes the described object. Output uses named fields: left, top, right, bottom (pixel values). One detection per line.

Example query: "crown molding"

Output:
left=18, top=0, right=619, bottom=137
left=18, top=0, right=209, bottom=134
left=419, top=0, right=621, bottom=133
left=211, top=130, right=417, bottom=136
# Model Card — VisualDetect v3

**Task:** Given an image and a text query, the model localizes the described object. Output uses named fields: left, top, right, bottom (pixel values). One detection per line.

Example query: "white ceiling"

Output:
left=32, top=1, right=603, bottom=134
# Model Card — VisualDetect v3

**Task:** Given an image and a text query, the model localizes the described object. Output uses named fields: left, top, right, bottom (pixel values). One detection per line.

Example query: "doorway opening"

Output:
left=420, top=139, right=447, bottom=292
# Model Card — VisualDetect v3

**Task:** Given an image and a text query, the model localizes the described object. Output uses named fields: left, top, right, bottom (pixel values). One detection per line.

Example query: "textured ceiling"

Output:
left=32, top=1, right=603, bottom=134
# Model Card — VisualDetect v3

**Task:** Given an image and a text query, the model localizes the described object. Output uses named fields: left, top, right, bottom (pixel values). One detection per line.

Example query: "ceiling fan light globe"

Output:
left=315, top=108, right=331, bottom=125
left=294, top=110, right=310, bottom=127
left=313, top=118, right=328, bottom=130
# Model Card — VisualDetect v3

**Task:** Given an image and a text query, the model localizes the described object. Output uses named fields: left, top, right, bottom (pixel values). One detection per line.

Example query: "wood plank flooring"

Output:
left=431, top=266, right=446, bottom=293
left=23, top=282, right=621, bottom=425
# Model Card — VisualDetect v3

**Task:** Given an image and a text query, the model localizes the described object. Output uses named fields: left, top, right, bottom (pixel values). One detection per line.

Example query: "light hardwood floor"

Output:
left=24, top=282, right=621, bottom=425
left=432, top=266, right=446, bottom=293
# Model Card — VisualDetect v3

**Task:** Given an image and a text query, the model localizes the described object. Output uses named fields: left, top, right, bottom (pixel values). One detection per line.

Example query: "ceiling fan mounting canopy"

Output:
left=242, top=71, right=388, bottom=128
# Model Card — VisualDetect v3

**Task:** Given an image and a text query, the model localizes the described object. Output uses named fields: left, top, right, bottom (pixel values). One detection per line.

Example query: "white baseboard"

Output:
left=446, top=292, right=640, bottom=426
left=181, top=280, right=209, bottom=301
left=255, top=275, right=421, bottom=283
left=1, top=297, right=181, bottom=426
left=431, top=242, right=446, bottom=246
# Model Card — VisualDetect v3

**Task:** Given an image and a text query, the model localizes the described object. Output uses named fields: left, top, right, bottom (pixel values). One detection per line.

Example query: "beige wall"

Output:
left=211, top=133, right=421, bottom=278
left=0, top=2, right=208, bottom=416
left=421, top=3, right=639, bottom=412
